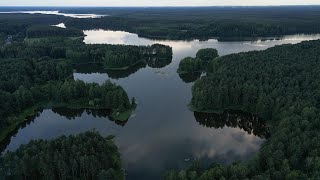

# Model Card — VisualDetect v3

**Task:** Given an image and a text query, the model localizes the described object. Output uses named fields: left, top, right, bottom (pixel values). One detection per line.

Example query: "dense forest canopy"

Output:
left=177, top=57, right=203, bottom=74
left=165, top=40, right=320, bottom=179
left=196, top=48, right=219, bottom=62
left=0, top=131, right=124, bottom=180
left=26, top=25, right=84, bottom=38
left=0, top=13, right=69, bottom=45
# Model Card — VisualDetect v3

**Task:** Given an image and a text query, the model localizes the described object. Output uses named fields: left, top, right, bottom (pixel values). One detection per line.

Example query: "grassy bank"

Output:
left=0, top=106, right=39, bottom=143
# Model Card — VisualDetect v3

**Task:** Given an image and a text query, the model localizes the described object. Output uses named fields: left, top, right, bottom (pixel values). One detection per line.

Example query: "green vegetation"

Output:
left=177, top=57, right=203, bottom=74
left=165, top=40, right=320, bottom=179
left=66, top=43, right=172, bottom=70
left=196, top=48, right=219, bottom=61
left=27, top=25, right=84, bottom=38
left=64, top=6, right=320, bottom=40
left=177, top=48, right=218, bottom=75
left=0, top=131, right=124, bottom=180
left=0, top=30, right=148, bottom=144
left=0, top=13, right=69, bottom=45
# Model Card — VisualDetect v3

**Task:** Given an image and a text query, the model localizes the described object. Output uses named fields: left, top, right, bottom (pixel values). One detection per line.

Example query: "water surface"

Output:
left=5, top=30, right=320, bottom=180
left=0, top=11, right=106, bottom=18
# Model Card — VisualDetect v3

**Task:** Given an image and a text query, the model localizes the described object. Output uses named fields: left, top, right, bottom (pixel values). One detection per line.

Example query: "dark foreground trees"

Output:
left=0, top=131, right=124, bottom=180
left=166, top=40, right=320, bottom=179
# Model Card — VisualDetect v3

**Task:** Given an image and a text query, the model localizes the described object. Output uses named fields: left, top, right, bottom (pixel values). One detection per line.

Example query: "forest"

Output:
left=0, top=13, right=69, bottom=45
left=62, top=6, right=320, bottom=40
left=26, top=25, right=84, bottom=38
left=165, top=40, right=320, bottom=179
left=0, top=131, right=124, bottom=180
left=2, top=7, right=320, bottom=179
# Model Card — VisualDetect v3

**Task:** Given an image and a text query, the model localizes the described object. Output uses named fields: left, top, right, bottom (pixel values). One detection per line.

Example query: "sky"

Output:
left=1, top=0, right=320, bottom=7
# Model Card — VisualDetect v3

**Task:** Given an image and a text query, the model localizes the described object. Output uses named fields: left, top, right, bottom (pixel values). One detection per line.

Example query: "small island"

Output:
left=177, top=48, right=219, bottom=82
left=177, top=57, right=203, bottom=74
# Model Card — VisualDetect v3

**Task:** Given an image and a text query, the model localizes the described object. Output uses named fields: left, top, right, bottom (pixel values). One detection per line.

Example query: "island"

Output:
left=177, top=48, right=218, bottom=82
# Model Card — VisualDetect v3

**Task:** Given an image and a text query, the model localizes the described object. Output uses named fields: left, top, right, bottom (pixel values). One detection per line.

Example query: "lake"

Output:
left=3, top=29, right=320, bottom=179
left=0, top=11, right=106, bottom=18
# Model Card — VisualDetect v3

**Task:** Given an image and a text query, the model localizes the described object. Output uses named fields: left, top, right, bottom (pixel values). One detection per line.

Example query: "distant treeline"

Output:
left=165, top=40, right=320, bottom=179
left=27, top=25, right=84, bottom=38
left=64, top=6, right=320, bottom=40
left=0, top=13, right=69, bottom=44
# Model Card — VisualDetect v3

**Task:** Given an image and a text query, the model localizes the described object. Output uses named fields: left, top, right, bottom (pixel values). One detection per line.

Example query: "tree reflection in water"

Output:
left=74, top=56, right=172, bottom=79
left=52, top=108, right=127, bottom=126
left=178, top=72, right=202, bottom=83
left=194, top=110, right=270, bottom=138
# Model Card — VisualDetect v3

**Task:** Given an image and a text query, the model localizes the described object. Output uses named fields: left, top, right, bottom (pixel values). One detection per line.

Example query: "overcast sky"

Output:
left=1, top=0, right=320, bottom=6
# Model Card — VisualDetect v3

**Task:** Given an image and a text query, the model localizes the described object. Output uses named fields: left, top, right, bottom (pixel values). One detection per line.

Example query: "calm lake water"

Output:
left=4, top=30, right=320, bottom=179
left=0, top=11, right=106, bottom=18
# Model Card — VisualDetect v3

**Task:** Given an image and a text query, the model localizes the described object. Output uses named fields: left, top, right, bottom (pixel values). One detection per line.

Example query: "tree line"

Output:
left=26, top=25, right=84, bottom=38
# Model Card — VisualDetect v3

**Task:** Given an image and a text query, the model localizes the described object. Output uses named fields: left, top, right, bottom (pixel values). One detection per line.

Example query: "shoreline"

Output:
left=0, top=102, right=134, bottom=143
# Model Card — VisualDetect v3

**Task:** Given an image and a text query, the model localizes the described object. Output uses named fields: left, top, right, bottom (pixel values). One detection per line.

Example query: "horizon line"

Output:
left=1, top=5, right=320, bottom=8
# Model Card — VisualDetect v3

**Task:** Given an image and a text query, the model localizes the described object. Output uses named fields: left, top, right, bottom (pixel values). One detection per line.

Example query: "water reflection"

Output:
left=74, top=56, right=172, bottom=79
left=74, top=62, right=147, bottom=79
left=2, top=108, right=265, bottom=180
left=1, top=108, right=127, bottom=153
left=83, top=30, right=320, bottom=57
left=5, top=29, right=320, bottom=180
left=0, top=11, right=106, bottom=18
left=146, top=57, right=172, bottom=68
left=194, top=110, right=270, bottom=139
left=178, top=72, right=202, bottom=83
left=52, top=108, right=128, bottom=126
